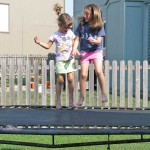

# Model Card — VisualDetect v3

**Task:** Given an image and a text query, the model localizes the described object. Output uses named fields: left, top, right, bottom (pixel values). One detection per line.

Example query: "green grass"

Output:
left=0, top=134, right=150, bottom=149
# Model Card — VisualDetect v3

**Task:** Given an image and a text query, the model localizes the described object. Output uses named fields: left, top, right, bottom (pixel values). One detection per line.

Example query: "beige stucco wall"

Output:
left=0, top=0, right=65, bottom=55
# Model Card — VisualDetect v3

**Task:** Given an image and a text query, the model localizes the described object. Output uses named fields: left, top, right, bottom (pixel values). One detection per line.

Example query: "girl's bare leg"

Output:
left=77, top=63, right=89, bottom=106
left=94, top=60, right=108, bottom=102
left=56, top=74, right=64, bottom=109
left=67, top=72, right=75, bottom=107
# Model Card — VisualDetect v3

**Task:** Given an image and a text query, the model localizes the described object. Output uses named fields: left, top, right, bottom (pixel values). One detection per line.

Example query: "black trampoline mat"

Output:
left=0, top=108, right=150, bottom=127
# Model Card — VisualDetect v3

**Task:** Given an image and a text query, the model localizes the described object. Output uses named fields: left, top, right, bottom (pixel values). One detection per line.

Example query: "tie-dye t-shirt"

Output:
left=49, top=29, right=75, bottom=61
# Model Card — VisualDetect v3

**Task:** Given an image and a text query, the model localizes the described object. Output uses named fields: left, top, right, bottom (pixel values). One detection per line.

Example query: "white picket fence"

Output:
left=0, top=56, right=149, bottom=108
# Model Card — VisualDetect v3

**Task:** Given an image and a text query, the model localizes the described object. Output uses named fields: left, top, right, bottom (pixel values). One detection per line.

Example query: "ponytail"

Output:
left=53, top=3, right=63, bottom=16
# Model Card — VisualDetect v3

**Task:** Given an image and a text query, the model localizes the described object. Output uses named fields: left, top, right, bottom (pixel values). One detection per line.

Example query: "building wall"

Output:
left=106, top=0, right=125, bottom=62
left=147, top=2, right=150, bottom=62
left=0, top=0, right=65, bottom=55
left=124, top=2, right=143, bottom=62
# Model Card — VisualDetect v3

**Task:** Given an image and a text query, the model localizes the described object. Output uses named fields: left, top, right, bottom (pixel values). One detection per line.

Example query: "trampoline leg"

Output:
left=107, top=135, right=110, bottom=150
left=52, top=135, right=55, bottom=145
left=141, top=134, right=143, bottom=141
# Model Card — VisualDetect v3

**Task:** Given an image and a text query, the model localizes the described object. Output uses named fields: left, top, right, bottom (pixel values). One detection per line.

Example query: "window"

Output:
left=0, top=4, right=9, bottom=32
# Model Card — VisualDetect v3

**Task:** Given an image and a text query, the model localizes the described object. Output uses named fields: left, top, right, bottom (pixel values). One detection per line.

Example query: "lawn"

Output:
left=0, top=134, right=150, bottom=149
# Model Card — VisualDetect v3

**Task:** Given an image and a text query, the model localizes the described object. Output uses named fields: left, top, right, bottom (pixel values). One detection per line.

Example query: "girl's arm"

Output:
left=71, top=36, right=80, bottom=56
left=76, top=49, right=81, bottom=55
left=88, top=36, right=103, bottom=45
left=34, top=36, right=53, bottom=49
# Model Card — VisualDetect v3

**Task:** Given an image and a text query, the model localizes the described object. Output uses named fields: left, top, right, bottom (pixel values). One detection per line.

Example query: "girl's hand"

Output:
left=71, top=49, right=76, bottom=57
left=88, top=37, right=95, bottom=44
left=34, top=36, right=40, bottom=44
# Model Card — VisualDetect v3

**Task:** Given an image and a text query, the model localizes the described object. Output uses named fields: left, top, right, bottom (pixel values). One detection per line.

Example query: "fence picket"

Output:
left=128, top=61, right=133, bottom=108
left=50, top=60, right=55, bottom=106
left=143, top=60, right=148, bottom=108
left=17, top=59, right=22, bottom=105
left=120, top=60, right=125, bottom=107
left=97, top=77, right=102, bottom=107
left=104, top=60, right=110, bottom=107
left=112, top=60, right=117, bottom=107
left=42, top=59, right=47, bottom=106
left=34, top=60, right=39, bottom=105
left=9, top=58, right=15, bottom=105
left=74, top=60, right=79, bottom=105
left=135, top=61, right=141, bottom=108
left=65, top=74, right=69, bottom=107
left=89, top=63, right=94, bottom=106
left=26, top=58, right=31, bottom=105
left=1, top=59, right=6, bottom=106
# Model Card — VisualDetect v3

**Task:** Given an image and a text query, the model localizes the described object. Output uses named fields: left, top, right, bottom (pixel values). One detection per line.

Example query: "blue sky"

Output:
left=65, top=0, right=73, bottom=16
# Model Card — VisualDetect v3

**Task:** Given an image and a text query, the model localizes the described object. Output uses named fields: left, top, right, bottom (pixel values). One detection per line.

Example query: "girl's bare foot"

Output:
left=102, top=94, right=108, bottom=102
left=77, top=99, right=84, bottom=106
left=68, top=100, right=75, bottom=109
left=56, top=104, right=62, bottom=109
left=69, top=103, right=75, bottom=107
left=68, top=104, right=75, bottom=109
left=56, top=101, right=61, bottom=109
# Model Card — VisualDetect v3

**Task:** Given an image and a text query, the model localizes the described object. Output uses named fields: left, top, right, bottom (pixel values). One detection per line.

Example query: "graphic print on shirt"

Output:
left=57, top=35, right=72, bottom=60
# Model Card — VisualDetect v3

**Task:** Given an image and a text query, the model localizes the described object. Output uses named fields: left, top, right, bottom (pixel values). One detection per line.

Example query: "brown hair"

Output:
left=57, top=13, right=73, bottom=28
left=80, top=4, right=104, bottom=30
left=53, top=3, right=73, bottom=28
left=53, top=3, right=62, bottom=16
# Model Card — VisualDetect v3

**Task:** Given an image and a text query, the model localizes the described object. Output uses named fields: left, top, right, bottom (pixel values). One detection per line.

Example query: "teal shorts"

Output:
left=56, top=59, right=77, bottom=74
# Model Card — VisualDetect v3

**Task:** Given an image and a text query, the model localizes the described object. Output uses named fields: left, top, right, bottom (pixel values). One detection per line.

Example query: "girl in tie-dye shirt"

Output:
left=34, top=13, right=77, bottom=109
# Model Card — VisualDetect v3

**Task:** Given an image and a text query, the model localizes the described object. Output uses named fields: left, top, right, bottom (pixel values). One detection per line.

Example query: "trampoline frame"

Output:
left=1, top=128, right=150, bottom=149
left=0, top=106, right=150, bottom=149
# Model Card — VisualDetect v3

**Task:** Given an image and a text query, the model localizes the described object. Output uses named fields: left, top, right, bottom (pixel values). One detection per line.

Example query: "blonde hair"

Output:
left=81, top=4, right=104, bottom=30
left=53, top=3, right=73, bottom=28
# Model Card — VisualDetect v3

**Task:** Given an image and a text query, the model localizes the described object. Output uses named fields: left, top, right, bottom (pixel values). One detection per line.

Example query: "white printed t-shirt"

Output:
left=49, top=29, right=75, bottom=61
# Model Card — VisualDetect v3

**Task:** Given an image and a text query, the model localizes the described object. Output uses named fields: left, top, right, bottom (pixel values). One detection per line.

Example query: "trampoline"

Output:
left=0, top=106, right=150, bottom=149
